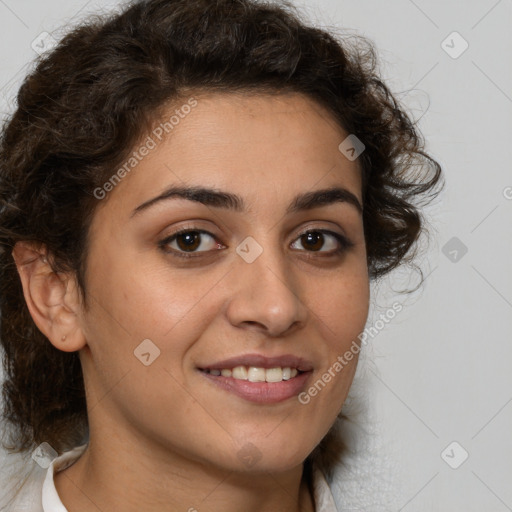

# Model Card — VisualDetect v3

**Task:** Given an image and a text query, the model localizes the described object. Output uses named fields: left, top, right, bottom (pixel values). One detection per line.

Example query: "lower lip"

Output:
left=199, top=370, right=312, bottom=404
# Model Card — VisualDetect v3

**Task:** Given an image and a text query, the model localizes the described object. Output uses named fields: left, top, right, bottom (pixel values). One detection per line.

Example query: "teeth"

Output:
left=265, top=367, right=283, bottom=383
left=206, top=366, right=300, bottom=382
left=232, top=366, right=248, bottom=380
left=248, top=367, right=266, bottom=382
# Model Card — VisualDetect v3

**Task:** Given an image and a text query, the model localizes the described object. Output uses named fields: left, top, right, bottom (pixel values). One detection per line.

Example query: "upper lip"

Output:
left=198, top=353, right=314, bottom=372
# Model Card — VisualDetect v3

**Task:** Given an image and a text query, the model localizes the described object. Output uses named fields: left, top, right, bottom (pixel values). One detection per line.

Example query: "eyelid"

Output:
left=158, top=223, right=353, bottom=259
left=292, top=227, right=353, bottom=252
left=158, top=227, right=223, bottom=258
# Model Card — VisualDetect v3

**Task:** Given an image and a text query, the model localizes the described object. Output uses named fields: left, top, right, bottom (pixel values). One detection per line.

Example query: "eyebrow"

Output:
left=130, top=184, right=363, bottom=218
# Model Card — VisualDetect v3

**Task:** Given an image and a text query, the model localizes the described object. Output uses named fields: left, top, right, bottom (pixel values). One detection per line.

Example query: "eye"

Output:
left=158, top=229, right=224, bottom=258
left=158, top=227, right=353, bottom=259
left=290, top=229, right=353, bottom=255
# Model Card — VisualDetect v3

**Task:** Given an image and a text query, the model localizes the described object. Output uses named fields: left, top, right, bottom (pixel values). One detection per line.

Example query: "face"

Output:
left=75, top=92, right=369, bottom=473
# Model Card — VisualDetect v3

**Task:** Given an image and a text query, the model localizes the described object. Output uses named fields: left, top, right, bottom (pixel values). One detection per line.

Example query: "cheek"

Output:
left=83, top=251, right=226, bottom=365
left=313, top=270, right=370, bottom=350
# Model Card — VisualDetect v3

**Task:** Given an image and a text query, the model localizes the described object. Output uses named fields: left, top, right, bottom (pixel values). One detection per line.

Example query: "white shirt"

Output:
left=9, top=444, right=339, bottom=511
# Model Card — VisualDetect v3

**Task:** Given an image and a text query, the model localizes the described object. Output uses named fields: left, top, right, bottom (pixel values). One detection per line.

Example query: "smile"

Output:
left=202, top=366, right=300, bottom=382
left=198, top=355, right=313, bottom=404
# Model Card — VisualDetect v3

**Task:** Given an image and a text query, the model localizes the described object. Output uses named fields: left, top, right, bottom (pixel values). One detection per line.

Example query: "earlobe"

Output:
left=11, top=241, right=87, bottom=353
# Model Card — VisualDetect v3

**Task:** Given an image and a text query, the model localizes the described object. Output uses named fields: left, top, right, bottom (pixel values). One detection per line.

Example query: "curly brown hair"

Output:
left=0, top=0, right=441, bottom=489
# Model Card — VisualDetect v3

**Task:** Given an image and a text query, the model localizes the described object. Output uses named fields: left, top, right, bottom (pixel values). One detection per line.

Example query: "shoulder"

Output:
left=311, top=464, right=339, bottom=512
left=2, top=465, right=46, bottom=512
left=4, top=444, right=87, bottom=512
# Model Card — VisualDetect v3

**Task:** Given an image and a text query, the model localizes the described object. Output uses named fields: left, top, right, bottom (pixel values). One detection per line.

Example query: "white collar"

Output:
left=42, top=444, right=337, bottom=511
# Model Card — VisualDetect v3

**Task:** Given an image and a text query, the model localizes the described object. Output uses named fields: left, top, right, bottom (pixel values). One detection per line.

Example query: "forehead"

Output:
left=94, top=91, right=362, bottom=219
left=176, top=91, right=347, bottom=153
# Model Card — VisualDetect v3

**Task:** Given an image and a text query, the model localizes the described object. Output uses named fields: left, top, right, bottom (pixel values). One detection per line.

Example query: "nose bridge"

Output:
left=226, top=234, right=307, bottom=335
left=241, top=231, right=294, bottom=287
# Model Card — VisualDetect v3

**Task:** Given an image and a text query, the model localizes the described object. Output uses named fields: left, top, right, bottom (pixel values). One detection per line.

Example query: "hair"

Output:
left=0, top=0, right=442, bottom=499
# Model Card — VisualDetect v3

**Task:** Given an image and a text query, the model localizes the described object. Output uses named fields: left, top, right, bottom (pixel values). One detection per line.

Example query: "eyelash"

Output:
left=158, top=227, right=354, bottom=260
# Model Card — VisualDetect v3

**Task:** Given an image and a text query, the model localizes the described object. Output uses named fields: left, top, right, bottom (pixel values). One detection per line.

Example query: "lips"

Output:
left=204, top=366, right=299, bottom=383
left=197, top=353, right=314, bottom=404
left=198, top=354, right=314, bottom=372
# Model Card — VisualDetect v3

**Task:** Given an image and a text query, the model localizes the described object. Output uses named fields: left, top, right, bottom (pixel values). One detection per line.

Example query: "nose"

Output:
left=224, top=244, right=308, bottom=338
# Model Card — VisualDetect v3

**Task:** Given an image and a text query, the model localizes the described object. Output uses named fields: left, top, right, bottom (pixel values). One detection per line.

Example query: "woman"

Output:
left=0, top=0, right=442, bottom=510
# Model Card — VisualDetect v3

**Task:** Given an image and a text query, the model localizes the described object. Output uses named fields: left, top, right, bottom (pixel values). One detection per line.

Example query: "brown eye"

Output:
left=175, top=231, right=201, bottom=252
left=290, top=229, right=353, bottom=255
left=300, top=232, right=324, bottom=251
left=159, top=229, right=222, bottom=255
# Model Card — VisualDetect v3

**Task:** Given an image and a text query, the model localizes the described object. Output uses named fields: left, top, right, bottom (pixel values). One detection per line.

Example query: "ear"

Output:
left=11, top=241, right=87, bottom=353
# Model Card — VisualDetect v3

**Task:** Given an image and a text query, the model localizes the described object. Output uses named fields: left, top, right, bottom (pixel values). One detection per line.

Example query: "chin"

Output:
left=226, top=435, right=317, bottom=474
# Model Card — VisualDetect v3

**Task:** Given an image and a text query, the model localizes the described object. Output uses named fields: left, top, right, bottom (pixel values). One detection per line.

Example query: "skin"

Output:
left=13, top=92, right=370, bottom=512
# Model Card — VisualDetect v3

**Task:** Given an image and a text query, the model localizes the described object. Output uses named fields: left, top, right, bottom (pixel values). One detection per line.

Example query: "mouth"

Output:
left=201, top=365, right=302, bottom=382
left=197, top=354, right=313, bottom=404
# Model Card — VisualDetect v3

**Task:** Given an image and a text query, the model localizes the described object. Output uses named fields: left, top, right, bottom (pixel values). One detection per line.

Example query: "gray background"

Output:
left=0, top=0, right=511, bottom=510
